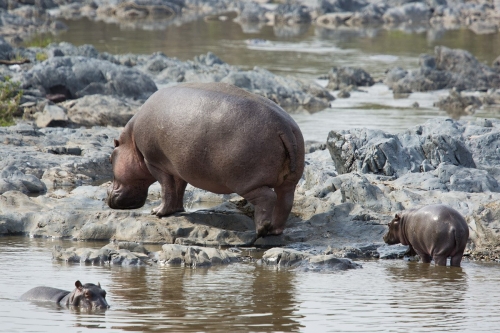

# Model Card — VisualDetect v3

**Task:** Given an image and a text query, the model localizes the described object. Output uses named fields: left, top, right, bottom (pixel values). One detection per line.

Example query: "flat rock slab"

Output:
left=52, top=242, right=242, bottom=267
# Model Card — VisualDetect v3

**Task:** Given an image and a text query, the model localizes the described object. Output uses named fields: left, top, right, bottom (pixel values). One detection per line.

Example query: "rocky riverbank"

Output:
left=2, top=0, right=500, bottom=44
left=1, top=1, right=500, bottom=268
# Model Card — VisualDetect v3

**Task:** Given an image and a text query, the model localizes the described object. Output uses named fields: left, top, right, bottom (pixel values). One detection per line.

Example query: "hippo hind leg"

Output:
left=416, top=251, right=432, bottom=264
left=450, top=252, right=464, bottom=267
left=433, top=255, right=448, bottom=266
left=146, top=163, right=187, bottom=216
left=240, top=186, right=277, bottom=238
left=269, top=180, right=296, bottom=236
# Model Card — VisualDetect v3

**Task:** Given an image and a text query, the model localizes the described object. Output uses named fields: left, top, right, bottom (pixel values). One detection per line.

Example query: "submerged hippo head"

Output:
left=107, top=137, right=155, bottom=210
left=383, top=213, right=402, bottom=245
left=67, top=281, right=109, bottom=310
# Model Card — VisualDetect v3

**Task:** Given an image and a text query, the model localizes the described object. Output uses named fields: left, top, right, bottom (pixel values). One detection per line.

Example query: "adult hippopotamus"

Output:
left=107, top=82, right=305, bottom=238
left=20, top=280, right=109, bottom=309
left=383, top=204, right=469, bottom=267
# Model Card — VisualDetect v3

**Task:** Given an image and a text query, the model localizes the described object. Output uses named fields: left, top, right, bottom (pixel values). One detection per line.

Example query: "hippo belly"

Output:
left=107, top=82, right=305, bottom=238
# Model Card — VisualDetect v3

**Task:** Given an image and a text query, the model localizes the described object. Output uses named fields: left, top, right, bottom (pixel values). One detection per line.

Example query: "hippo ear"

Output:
left=98, top=282, right=101, bottom=288
left=75, top=280, right=83, bottom=290
left=394, top=213, right=401, bottom=220
left=114, top=139, right=120, bottom=148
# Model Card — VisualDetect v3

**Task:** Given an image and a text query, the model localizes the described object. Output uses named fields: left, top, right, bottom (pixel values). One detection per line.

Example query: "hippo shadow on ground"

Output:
left=174, top=210, right=256, bottom=233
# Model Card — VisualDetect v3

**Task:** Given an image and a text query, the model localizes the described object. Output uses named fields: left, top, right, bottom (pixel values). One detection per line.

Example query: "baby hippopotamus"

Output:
left=383, top=204, right=469, bottom=267
left=20, top=280, right=109, bottom=310
left=107, top=82, right=305, bottom=238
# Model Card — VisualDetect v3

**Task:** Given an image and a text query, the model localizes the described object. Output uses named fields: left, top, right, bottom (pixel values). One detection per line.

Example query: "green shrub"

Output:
left=0, top=77, right=23, bottom=127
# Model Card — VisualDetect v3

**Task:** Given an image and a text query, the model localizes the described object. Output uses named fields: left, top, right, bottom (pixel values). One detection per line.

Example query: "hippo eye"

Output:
left=84, top=291, right=90, bottom=298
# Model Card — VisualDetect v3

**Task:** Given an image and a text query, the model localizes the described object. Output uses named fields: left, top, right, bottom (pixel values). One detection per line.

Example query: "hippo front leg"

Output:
left=146, top=163, right=187, bottom=217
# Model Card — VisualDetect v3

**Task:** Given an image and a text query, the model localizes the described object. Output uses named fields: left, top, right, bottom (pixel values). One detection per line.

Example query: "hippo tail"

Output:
left=279, top=128, right=300, bottom=174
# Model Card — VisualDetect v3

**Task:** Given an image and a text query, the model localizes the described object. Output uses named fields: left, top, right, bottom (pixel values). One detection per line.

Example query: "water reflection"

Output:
left=2, top=237, right=500, bottom=332
left=385, top=262, right=468, bottom=331
left=56, top=17, right=500, bottom=81
left=250, top=266, right=301, bottom=331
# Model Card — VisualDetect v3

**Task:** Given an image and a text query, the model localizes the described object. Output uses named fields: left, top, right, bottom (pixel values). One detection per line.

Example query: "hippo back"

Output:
left=20, top=286, right=69, bottom=303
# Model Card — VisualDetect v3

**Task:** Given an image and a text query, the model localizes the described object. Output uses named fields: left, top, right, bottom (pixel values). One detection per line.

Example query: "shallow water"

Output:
left=2, top=236, right=500, bottom=332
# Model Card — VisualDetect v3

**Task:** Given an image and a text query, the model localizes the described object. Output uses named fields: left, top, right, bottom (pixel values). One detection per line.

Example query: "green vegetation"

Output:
left=0, top=77, right=23, bottom=127
left=25, top=35, right=54, bottom=48
left=35, top=52, right=48, bottom=62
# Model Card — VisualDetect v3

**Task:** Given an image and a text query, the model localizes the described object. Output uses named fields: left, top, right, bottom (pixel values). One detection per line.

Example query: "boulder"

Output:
left=327, top=66, right=374, bottom=90
left=0, top=166, right=46, bottom=195
left=327, top=118, right=477, bottom=178
left=21, top=56, right=158, bottom=101
left=35, top=103, right=69, bottom=128
left=60, top=94, right=141, bottom=127
left=387, top=46, right=500, bottom=93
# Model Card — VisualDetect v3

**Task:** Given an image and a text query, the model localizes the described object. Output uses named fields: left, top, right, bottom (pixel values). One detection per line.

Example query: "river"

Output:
left=2, top=237, right=500, bottom=332
left=7, top=13, right=500, bottom=333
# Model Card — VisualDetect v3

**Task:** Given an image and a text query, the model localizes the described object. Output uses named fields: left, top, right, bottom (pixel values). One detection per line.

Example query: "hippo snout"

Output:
left=107, top=182, right=148, bottom=210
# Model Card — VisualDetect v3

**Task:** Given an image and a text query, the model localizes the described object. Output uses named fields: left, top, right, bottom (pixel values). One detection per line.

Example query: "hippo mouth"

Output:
left=107, top=183, right=147, bottom=209
left=383, top=232, right=398, bottom=245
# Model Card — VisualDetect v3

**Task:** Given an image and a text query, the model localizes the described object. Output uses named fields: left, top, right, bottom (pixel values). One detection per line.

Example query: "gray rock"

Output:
left=158, top=244, right=241, bottom=267
left=21, top=56, right=158, bottom=100
left=377, top=244, right=409, bottom=259
left=317, top=0, right=368, bottom=15
left=60, top=94, right=141, bottom=127
left=327, top=119, right=476, bottom=178
left=327, top=66, right=374, bottom=90
left=0, top=36, right=13, bottom=60
left=434, top=89, right=482, bottom=118
left=52, top=244, right=151, bottom=266
left=274, top=4, right=312, bottom=25
left=0, top=166, right=46, bottom=194
left=383, top=3, right=431, bottom=25
left=261, top=248, right=361, bottom=271
left=387, top=46, right=500, bottom=93
left=35, top=103, right=69, bottom=128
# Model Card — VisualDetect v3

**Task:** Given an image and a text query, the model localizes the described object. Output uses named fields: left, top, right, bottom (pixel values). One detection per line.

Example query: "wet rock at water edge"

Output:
left=52, top=242, right=152, bottom=266
left=327, top=66, right=375, bottom=91
left=386, top=46, right=500, bottom=93
left=434, top=89, right=482, bottom=119
left=376, top=244, right=411, bottom=259
left=51, top=242, right=242, bottom=267
left=261, top=248, right=361, bottom=271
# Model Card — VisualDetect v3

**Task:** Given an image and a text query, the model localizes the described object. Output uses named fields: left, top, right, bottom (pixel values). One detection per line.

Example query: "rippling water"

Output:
left=2, top=237, right=500, bottom=332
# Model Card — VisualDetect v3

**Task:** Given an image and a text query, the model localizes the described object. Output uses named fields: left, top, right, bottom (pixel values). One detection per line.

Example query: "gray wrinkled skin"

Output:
left=107, top=82, right=305, bottom=238
left=20, top=280, right=109, bottom=310
left=383, top=204, right=469, bottom=267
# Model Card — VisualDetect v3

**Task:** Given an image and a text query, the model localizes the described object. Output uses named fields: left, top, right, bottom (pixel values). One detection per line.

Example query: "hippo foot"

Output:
left=266, top=228, right=284, bottom=236
left=151, top=204, right=185, bottom=217
left=256, top=221, right=273, bottom=238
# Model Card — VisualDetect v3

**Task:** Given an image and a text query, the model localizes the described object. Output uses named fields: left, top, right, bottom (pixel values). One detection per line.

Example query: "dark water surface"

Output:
left=2, top=236, right=500, bottom=332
